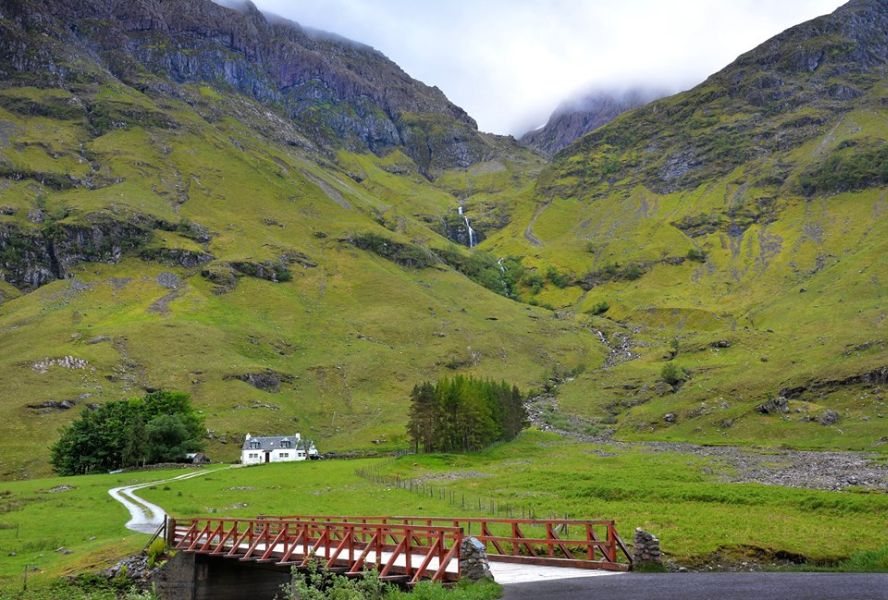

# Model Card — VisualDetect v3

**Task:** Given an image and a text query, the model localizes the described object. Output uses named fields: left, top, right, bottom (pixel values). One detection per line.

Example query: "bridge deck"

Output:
left=167, top=515, right=632, bottom=585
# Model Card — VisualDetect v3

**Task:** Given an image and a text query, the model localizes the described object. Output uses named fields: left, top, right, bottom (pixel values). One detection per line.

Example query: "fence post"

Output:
left=165, top=516, right=176, bottom=546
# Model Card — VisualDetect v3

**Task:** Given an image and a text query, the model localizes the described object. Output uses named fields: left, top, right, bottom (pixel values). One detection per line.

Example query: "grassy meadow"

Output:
left=2, top=431, right=886, bottom=595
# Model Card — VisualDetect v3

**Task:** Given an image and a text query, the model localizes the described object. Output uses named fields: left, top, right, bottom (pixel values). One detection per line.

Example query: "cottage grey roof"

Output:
left=242, top=435, right=315, bottom=451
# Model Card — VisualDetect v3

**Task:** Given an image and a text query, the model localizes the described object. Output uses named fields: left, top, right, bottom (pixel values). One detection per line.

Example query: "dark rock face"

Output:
left=27, top=399, right=76, bottom=411
left=229, top=260, right=292, bottom=283
left=521, top=88, right=662, bottom=157
left=439, top=213, right=486, bottom=247
left=778, top=365, right=888, bottom=399
left=0, top=213, right=154, bottom=289
left=227, top=369, right=295, bottom=393
left=0, top=0, right=493, bottom=174
left=140, top=247, right=214, bottom=269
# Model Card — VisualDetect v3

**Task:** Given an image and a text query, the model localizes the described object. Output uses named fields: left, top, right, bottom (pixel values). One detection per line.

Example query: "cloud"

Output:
left=246, top=0, right=845, bottom=136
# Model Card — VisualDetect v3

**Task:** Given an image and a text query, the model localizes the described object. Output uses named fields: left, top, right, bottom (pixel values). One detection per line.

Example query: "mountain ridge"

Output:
left=0, top=0, right=505, bottom=175
left=0, top=0, right=886, bottom=478
left=520, top=88, right=663, bottom=157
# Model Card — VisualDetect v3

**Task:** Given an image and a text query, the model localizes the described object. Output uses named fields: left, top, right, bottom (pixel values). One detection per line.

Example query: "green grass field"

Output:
left=2, top=431, right=885, bottom=595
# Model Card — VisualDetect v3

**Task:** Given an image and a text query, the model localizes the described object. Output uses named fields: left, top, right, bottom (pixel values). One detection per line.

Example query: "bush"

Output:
left=282, top=562, right=502, bottom=600
left=798, top=143, right=888, bottom=196
left=146, top=537, right=167, bottom=569
left=283, top=562, right=390, bottom=600
left=545, top=266, right=571, bottom=288
left=435, top=248, right=524, bottom=299
left=686, top=248, right=707, bottom=262
left=350, top=232, right=436, bottom=269
left=661, top=363, right=689, bottom=387
left=587, top=300, right=610, bottom=316
left=623, top=264, right=644, bottom=280
left=523, top=272, right=545, bottom=295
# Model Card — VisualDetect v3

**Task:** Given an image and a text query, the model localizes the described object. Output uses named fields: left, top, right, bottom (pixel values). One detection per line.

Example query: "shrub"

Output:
left=281, top=563, right=502, bottom=600
left=686, top=248, right=707, bottom=262
left=545, top=266, right=571, bottom=288
left=623, top=264, right=644, bottom=280
left=798, top=143, right=888, bottom=195
left=434, top=247, right=525, bottom=299
left=661, top=363, right=689, bottom=387
left=523, top=272, right=545, bottom=295
left=146, top=538, right=166, bottom=568
left=587, top=300, right=610, bottom=316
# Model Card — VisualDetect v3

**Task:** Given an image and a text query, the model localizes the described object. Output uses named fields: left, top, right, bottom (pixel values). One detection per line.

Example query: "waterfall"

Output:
left=458, top=205, right=475, bottom=248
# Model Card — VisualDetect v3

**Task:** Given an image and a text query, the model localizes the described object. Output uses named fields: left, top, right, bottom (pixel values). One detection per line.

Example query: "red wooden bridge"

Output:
left=166, top=514, right=632, bottom=586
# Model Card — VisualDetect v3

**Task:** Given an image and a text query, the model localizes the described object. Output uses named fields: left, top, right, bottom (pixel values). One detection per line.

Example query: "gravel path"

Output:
left=527, top=398, right=888, bottom=492
left=108, top=469, right=223, bottom=534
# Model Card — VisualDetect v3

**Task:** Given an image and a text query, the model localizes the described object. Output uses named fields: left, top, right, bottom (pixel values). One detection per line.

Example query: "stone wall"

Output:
left=633, top=528, right=663, bottom=568
left=460, top=536, right=494, bottom=581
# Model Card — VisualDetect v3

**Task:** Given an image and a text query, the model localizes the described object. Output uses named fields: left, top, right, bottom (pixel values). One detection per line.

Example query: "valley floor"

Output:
left=0, top=430, right=886, bottom=594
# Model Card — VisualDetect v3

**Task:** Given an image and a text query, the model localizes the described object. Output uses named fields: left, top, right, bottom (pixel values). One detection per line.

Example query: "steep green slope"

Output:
left=0, top=1, right=602, bottom=478
left=0, top=79, right=601, bottom=478
left=485, top=0, right=888, bottom=449
left=1, top=0, right=886, bottom=480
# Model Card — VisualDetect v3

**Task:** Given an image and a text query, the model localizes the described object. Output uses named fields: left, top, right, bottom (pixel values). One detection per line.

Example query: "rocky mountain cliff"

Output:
left=520, top=88, right=662, bottom=157
left=0, top=0, right=499, bottom=175
left=495, top=0, right=887, bottom=447
left=539, top=0, right=888, bottom=197
left=0, top=0, right=885, bottom=477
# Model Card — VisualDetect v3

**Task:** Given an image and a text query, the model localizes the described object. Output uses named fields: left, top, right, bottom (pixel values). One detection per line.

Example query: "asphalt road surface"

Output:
left=502, top=572, right=888, bottom=600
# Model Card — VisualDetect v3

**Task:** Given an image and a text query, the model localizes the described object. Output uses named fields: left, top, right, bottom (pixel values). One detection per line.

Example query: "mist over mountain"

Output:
left=520, top=88, right=667, bottom=157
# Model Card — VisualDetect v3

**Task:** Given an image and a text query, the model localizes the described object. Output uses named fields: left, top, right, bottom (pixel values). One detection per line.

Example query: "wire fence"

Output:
left=355, top=462, right=571, bottom=522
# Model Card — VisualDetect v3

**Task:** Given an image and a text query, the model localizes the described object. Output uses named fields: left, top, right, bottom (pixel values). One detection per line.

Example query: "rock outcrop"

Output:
left=0, top=0, right=497, bottom=175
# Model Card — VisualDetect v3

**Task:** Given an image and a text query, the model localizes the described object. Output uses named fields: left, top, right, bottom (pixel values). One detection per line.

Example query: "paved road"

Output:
left=502, top=572, right=888, bottom=600
left=108, top=469, right=222, bottom=534
left=489, top=561, right=622, bottom=585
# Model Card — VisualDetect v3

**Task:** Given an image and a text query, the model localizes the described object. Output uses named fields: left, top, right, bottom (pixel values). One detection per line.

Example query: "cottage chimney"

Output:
left=245, top=433, right=251, bottom=440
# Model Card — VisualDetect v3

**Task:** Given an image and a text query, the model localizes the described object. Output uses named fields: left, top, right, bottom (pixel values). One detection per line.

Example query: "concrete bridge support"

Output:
left=155, top=551, right=292, bottom=600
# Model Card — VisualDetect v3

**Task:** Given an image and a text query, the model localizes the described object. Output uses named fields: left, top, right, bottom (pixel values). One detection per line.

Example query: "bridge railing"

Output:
left=167, top=516, right=463, bottom=584
left=270, top=515, right=632, bottom=570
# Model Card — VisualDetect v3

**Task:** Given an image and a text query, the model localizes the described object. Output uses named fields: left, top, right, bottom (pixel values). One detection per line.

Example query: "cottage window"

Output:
left=281, top=440, right=291, bottom=448
left=280, top=453, right=289, bottom=458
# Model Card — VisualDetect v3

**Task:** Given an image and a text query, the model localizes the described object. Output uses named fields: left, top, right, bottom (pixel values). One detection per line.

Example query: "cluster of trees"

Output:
left=51, top=391, right=204, bottom=475
left=407, top=376, right=527, bottom=453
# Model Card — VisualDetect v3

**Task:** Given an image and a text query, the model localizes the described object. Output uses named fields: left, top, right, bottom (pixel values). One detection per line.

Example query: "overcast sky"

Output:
left=247, top=0, right=844, bottom=136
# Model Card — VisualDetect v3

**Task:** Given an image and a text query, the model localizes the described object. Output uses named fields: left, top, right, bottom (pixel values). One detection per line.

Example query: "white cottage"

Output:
left=240, top=433, right=318, bottom=465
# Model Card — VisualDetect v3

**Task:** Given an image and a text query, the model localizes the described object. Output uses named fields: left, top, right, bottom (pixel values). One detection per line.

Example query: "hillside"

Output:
left=0, top=0, right=886, bottom=479
left=0, top=0, right=597, bottom=478
left=520, top=88, right=662, bottom=157
left=489, top=0, right=888, bottom=448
